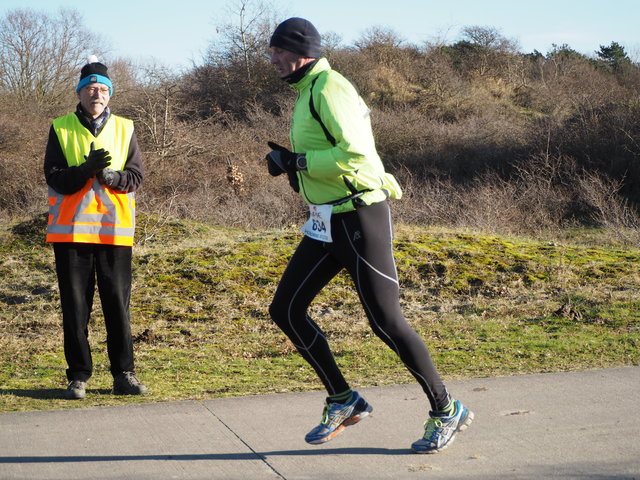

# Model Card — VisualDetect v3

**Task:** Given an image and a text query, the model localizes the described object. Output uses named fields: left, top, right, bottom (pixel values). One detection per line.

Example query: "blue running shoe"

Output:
left=305, top=391, right=373, bottom=444
left=411, top=399, right=473, bottom=453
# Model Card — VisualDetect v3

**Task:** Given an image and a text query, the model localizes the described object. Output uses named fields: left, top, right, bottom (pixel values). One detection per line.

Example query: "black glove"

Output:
left=81, top=141, right=111, bottom=177
left=266, top=143, right=284, bottom=177
left=266, top=141, right=304, bottom=192
left=266, top=141, right=297, bottom=174
left=97, top=167, right=120, bottom=188
left=266, top=157, right=284, bottom=177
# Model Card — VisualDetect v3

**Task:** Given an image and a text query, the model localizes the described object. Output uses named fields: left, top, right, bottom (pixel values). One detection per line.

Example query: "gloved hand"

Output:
left=81, top=141, right=111, bottom=177
left=97, top=167, right=120, bottom=188
left=266, top=143, right=284, bottom=177
left=266, top=141, right=297, bottom=174
left=266, top=141, right=304, bottom=192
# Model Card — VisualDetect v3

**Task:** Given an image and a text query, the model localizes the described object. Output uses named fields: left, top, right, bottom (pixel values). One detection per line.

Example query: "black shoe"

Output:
left=65, top=380, right=86, bottom=400
left=113, top=372, right=148, bottom=395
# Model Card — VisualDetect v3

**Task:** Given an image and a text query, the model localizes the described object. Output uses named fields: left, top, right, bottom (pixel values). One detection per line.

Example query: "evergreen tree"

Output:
left=596, top=41, right=631, bottom=71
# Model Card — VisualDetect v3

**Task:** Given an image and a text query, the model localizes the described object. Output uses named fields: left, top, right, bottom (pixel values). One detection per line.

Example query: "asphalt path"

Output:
left=1, top=366, right=638, bottom=480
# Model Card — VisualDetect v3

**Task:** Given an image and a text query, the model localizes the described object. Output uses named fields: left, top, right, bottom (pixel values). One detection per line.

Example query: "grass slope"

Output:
left=1, top=214, right=638, bottom=413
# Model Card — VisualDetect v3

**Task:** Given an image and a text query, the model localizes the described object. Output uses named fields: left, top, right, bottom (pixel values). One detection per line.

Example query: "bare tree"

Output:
left=0, top=8, right=104, bottom=111
left=446, top=25, right=520, bottom=77
left=579, top=171, right=640, bottom=246
left=354, top=26, right=405, bottom=50
left=121, top=64, right=188, bottom=158
left=320, top=31, right=344, bottom=59
left=461, top=25, right=518, bottom=53
left=185, top=0, right=285, bottom=118
left=209, top=0, right=275, bottom=80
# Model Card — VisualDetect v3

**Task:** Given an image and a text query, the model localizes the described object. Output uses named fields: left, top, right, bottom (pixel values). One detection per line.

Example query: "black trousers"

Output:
left=53, top=243, right=135, bottom=381
left=269, top=201, right=450, bottom=411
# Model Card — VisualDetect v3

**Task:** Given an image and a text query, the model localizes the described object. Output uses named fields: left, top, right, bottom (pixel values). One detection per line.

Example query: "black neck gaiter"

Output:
left=284, top=59, right=319, bottom=84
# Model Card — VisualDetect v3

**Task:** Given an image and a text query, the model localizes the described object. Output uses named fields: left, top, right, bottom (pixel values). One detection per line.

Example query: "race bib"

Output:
left=301, top=204, right=333, bottom=242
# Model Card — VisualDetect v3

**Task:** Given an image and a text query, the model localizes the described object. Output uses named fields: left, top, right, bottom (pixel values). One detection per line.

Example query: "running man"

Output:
left=265, top=17, right=473, bottom=453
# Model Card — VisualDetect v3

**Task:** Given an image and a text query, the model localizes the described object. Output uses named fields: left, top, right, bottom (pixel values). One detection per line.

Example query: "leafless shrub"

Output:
left=1, top=7, right=639, bottom=242
left=373, top=100, right=530, bottom=179
left=578, top=171, right=640, bottom=246
left=393, top=153, right=593, bottom=236
left=509, top=153, right=581, bottom=231
left=134, top=100, right=307, bottom=229
left=0, top=106, right=50, bottom=217
left=393, top=170, right=519, bottom=233
left=383, top=174, right=446, bottom=225
left=0, top=153, right=47, bottom=217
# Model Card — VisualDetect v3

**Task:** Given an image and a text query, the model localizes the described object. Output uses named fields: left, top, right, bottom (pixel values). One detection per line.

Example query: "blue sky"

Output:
left=4, top=0, right=639, bottom=70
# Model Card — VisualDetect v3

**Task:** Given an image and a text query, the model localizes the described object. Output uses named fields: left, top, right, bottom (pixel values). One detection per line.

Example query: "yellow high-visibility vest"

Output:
left=46, top=113, right=136, bottom=246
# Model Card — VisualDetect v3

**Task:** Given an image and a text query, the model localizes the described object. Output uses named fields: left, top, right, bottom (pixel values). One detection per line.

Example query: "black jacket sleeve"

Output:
left=44, top=126, right=144, bottom=195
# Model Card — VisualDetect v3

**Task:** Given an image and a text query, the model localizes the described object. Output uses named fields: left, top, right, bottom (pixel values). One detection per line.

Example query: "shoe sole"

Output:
left=65, top=392, right=86, bottom=400
left=411, top=409, right=474, bottom=454
left=306, top=404, right=373, bottom=445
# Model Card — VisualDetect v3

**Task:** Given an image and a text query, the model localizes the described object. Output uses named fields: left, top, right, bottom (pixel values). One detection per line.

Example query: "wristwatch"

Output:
left=296, top=154, right=307, bottom=171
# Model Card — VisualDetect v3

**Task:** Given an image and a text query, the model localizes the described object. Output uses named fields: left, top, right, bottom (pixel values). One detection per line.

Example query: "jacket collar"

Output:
left=291, top=57, right=331, bottom=90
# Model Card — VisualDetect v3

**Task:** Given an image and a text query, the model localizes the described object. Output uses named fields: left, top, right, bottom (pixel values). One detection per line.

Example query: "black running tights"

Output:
left=269, top=201, right=450, bottom=411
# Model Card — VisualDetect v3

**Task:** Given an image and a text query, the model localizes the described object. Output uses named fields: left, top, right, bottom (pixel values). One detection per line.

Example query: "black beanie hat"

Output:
left=76, top=56, right=113, bottom=95
left=270, top=17, right=321, bottom=58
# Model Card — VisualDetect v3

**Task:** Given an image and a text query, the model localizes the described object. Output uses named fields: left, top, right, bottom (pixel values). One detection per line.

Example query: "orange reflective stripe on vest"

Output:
left=47, top=179, right=135, bottom=246
left=46, top=114, right=136, bottom=246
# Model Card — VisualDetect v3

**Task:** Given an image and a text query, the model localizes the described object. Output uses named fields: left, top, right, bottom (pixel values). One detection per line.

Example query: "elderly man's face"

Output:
left=77, top=83, right=110, bottom=119
left=270, top=47, right=314, bottom=78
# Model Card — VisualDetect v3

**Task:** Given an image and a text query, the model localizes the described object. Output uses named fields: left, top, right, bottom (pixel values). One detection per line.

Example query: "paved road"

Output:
left=1, top=366, right=638, bottom=480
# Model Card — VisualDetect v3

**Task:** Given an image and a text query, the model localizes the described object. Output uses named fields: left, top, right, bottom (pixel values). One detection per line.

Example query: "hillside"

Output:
left=0, top=214, right=638, bottom=412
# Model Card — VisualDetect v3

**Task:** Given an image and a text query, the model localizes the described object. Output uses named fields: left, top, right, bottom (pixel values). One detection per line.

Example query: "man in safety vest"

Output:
left=44, top=57, right=147, bottom=400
